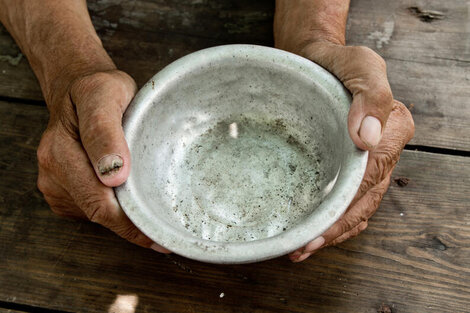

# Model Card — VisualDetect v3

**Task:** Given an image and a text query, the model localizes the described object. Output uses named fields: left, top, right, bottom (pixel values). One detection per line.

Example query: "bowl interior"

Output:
left=116, top=45, right=367, bottom=263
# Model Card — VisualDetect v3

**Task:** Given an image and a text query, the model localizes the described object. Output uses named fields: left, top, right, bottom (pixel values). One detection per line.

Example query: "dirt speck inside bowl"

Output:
left=167, top=114, right=329, bottom=242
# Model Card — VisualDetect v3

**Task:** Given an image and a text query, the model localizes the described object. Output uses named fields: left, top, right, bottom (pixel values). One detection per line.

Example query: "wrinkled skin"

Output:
left=286, top=43, right=415, bottom=262
left=274, top=0, right=414, bottom=261
left=37, top=70, right=169, bottom=252
left=290, top=100, right=414, bottom=262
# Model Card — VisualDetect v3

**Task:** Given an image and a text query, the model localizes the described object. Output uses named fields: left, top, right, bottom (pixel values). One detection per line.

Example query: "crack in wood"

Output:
left=408, top=6, right=445, bottom=23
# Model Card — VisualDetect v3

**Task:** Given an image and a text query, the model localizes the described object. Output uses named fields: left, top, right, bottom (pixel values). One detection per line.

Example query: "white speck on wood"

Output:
left=0, top=53, right=23, bottom=66
left=219, top=292, right=224, bottom=298
left=367, top=20, right=395, bottom=49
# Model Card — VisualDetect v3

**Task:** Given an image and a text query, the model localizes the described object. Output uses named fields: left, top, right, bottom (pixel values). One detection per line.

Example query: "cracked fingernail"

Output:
left=359, top=116, right=382, bottom=148
left=97, top=154, right=123, bottom=176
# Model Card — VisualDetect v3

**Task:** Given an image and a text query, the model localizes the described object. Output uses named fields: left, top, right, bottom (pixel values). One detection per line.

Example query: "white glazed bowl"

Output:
left=115, top=44, right=367, bottom=264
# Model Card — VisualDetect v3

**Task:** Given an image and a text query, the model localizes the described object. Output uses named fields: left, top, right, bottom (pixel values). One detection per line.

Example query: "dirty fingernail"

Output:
left=151, top=243, right=171, bottom=254
left=305, top=236, right=325, bottom=253
left=97, top=154, right=123, bottom=176
left=359, top=116, right=382, bottom=148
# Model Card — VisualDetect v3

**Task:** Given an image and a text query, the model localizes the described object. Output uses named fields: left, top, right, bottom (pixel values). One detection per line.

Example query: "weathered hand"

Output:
left=37, top=70, right=169, bottom=253
left=290, top=100, right=414, bottom=262
left=273, top=36, right=415, bottom=261
left=300, top=42, right=397, bottom=150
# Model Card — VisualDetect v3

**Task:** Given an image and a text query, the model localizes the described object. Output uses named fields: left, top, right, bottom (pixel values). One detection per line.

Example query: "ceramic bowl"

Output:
left=115, top=44, right=367, bottom=264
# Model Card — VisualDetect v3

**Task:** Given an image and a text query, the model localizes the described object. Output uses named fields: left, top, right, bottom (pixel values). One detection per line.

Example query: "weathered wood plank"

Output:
left=0, top=100, right=469, bottom=313
left=0, top=0, right=469, bottom=150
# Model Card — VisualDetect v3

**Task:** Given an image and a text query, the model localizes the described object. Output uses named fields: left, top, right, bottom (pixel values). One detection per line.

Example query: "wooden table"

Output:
left=1, top=1, right=469, bottom=312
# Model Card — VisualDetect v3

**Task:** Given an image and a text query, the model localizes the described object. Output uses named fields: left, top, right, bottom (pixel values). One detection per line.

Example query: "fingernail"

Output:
left=305, top=236, right=325, bottom=253
left=97, top=154, right=123, bottom=176
left=151, top=243, right=171, bottom=254
left=292, top=252, right=311, bottom=263
left=359, top=116, right=382, bottom=148
left=289, top=251, right=302, bottom=261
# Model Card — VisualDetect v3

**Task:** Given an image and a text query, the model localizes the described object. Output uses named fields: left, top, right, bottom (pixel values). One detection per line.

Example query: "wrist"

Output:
left=0, top=0, right=116, bottom=104
left=36, top=42, right=116, bottom=106
left=274, top=0, right=349, bottom=56
left=28, top=31, right=115, bottom=105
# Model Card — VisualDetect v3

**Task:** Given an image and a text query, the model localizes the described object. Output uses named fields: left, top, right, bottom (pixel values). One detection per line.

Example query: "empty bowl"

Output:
left=115, top=44, right=367, bottom=264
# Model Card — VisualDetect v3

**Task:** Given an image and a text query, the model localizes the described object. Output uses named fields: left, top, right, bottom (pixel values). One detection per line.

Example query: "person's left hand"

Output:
left=290, top=100, right=414, bottom=262
left=273, top=41, right=415, bottom=262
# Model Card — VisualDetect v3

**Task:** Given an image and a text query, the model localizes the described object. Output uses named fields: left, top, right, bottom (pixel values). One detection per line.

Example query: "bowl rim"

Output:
left=115, top=44, right=368, bottom=264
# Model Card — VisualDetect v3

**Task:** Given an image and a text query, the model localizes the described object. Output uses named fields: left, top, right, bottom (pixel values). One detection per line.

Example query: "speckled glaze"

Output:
left=115, top=44, right=368, bottom=264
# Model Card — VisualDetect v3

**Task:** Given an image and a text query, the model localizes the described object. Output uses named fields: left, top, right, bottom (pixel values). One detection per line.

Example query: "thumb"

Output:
left=344, top=47, right=393, bottom=150
left=302, top=43, right=393, bottom=150
left=71, top=71, right=137, bottom=187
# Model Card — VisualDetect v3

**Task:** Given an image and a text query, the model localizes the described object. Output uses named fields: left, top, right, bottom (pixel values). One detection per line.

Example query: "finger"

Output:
left=288, top=101, right=413, bottom=262
left=322, top=171, right=392, bottom=246
left=336, top=46, right=393, bottom=150
left=327, top=220, right=368, bottom=247
left=303, top=43, right=393, bottom=150
left=71, top=71, right=137, bottom=187
left=289, top=236, right=325, bottom=262
left=290, top=218, right=368, bottom=263
left=53, top=134, right=170, bottom=252
left=355, top=100, right=414, bottom=198
left=289, top=173, right=391, bottom=263
left=37, top=166, right=88, bottom=219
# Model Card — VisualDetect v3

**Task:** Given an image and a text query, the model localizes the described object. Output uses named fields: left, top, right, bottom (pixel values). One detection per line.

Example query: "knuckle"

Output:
left=82, top=198, right=111, bottom=224
left=71, top=70, right=136, bottom=110
left=364, top=150, right=399, bottom=189
left=393, top=101, right=416, bottom=139
left=354, top=46, right=386, bottom=68
left=358, top=221, right=369, bottom=233
left=37, top=176, right=51, bottom=196
left=352, top=45, right=374, bottom=56
left=117, top=226, right=149, bottom=246
left=367, top=184, right=387, bottom=210
left=72, top=72, right=113, bottom=96
left=80, top=110, right=115, bottom=142
left=37, top=133, right=54, bottom=169
left=329, top=234, right=349, bottom=247
left=352, top=221, right=368, bottom=237
left=371, top=84, right=393, bottom=109
left=338, top=218, right=354, bottom=235
left=349, top=46, right=392, bottom=112
left=43, top=195, right=68, bottom=218
left=374, top=151, right=395, bottom=178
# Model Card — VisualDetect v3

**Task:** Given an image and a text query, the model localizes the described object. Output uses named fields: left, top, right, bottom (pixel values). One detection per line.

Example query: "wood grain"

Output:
left=0, top=100, right=468, bottom=313
left=0, top=0, right=469, bottom=150
left=345, top=0, right=470, bottom=152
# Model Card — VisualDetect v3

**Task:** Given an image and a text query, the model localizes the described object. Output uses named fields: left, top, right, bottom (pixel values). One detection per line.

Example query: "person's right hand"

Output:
left=37, top=70, right=170, bottom=253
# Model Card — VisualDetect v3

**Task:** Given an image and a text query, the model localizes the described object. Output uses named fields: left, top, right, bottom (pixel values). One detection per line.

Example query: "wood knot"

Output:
left=394, top=177, right=410, bottom=187
left=432, top=236, right=447, bottom=251
left=378, top=303, right=392, bottom=313
left=408, top=7, right=445, bottom=23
